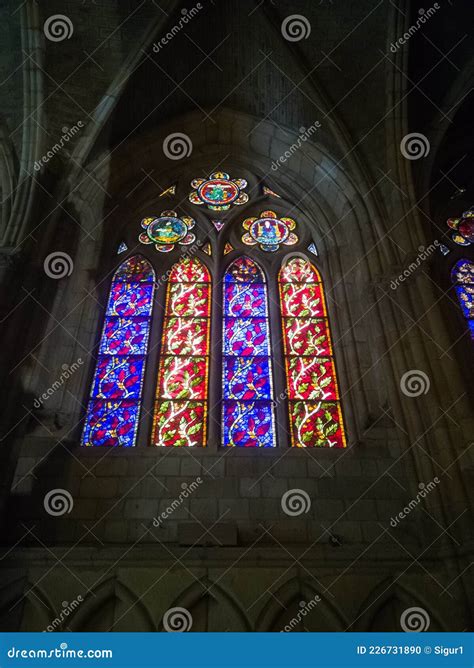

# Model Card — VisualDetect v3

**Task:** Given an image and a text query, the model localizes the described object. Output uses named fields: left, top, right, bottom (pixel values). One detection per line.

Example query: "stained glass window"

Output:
left=279, top=258, right=346, bottom=448
left=452, top=259, right=474, bottom=339
left=82, top=256, right=155, bottom=447
left=152, top=257, right=211, bottom=446
left=222, top=257, right=276, bottom=447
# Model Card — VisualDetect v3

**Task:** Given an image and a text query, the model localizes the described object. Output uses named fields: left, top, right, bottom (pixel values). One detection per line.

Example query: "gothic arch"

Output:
left=352, top=577, right=447, bottom=632
left=160, top=578, right=251, bottom=632
left=255, top=577, right=347, bottom=632
left=68, top=578, right=155, bottom=632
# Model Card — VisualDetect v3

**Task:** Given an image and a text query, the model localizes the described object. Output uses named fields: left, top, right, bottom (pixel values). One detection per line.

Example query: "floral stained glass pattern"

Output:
left=153, top=258, right=211, bottom=446
left=223, top=257, right=276, bottom=447
left=452, top=259, right=474, bottom=339
left=279, top=258, right=346, bottom=448
left=82, top=256, right=155, bottom=447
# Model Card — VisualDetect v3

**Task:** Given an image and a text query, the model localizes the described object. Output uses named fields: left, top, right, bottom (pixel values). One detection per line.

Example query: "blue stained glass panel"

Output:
left=106, top=282, right=154, bottom=317
left=223, top=400, right=275, bottom=448
left=82, top=255, right=154, bottom=447
left=224, top=318, right=269, bottom=356
left=92, top=355, right=145, bottom=400
left=455, top=284, right=474, bottom=319
left=222, top=257, right=275, bottom=447
left=100, top=317, right=150, bottom=355
left=223, top=357, right=272, bottom=400
left=224, top=283, right=266, bottom=318
left=83, top=400, right=140, bottom=447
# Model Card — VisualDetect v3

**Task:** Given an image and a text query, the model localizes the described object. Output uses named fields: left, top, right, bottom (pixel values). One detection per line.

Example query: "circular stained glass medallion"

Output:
left=198, top=179, right=240, bottom=206
left=146, top=216, right=188, bottom=245
left=249, top=217, right=290, bottom=246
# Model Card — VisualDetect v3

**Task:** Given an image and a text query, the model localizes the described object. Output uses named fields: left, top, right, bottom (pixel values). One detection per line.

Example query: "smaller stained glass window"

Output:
left=152, top=257, right=211, bottom=446
left=452, top=259, right=474, bottom=339
left=279, top=258, right=346, bottom=448
left=82, top=256, right=155, bottom=447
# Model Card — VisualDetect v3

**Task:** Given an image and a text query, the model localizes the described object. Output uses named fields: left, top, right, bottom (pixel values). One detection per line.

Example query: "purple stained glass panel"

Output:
left=106, top=282, right=154, bottom=317
left=224, top=317, right=269, bottom=356
left=223, top=357, right=272, bottom=400
left=224, top=283, right=266, bottom=318
left=92, top=355, right=145, bottom=400
left=82, top=400, right=140, bottom=447
left=223, top=400, right=275, bottom=448
left=100, top=317, right=150, bottom=356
